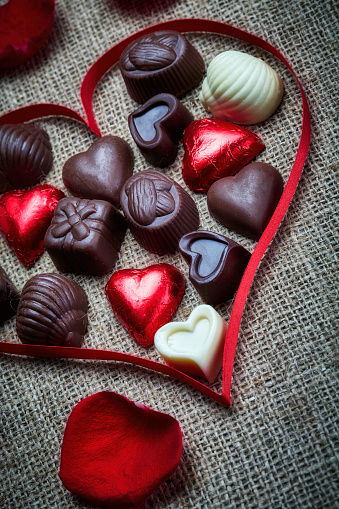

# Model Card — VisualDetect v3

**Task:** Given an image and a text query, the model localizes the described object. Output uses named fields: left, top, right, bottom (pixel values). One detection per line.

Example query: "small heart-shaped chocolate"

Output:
left=179, top=230, right=251, bottom=305
left=0, top=184, right=64, bottom=266
left=182, top=118, right=265, bottom=192
left=207, top=162, right=284, bottom=240
left=154, top=304, right=227, bottom=383
left=62, top=135, right=134, bottom=207
left=128, top=93, right=193, bottom=167
left=105, top=263, right=185, bottom=347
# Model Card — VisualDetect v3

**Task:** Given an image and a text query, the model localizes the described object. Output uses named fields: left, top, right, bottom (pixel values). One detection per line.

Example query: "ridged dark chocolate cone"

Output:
left=120, top=169, right=199, bottom=254
left=0, top=123, right=53, bottom=193
left=119, top=31, right=204, bottom=103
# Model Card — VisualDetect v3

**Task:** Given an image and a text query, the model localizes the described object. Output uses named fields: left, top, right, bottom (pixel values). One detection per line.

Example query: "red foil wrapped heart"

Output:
left=182, top=118, right=265, bottom=192
left=0, top=184, right=64, bottom=266
left=59, top=392, right=182, bottom=508
left=106, top=263, right=185, bottom=347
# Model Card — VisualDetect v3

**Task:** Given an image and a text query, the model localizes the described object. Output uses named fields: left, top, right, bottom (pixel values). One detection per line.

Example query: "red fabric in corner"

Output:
left=59, top=392, right=182, bottom=508
left=0, top=19, right=311, bottom=406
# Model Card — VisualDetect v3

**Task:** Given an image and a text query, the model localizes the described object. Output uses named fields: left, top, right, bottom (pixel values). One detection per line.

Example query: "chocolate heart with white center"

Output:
left=154, top=304, right=227, bottom=383
left=128, top=93, right=193, bottom=167
left=179, top=230, right=251, bottom=305
left=207, top=162, right=284, bottom=240
left=62, top=135, right=134, bottom=207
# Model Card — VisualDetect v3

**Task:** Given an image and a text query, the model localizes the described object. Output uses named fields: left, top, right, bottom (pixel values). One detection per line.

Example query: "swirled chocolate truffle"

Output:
left=45, top=197, right=127, bottom=276
left=16, top=273, right=88, bottom=347
left=119, top=31, right=204, bottom=104
left=120, top=169, right=199, bottom=254
left=0, top=123, right=53, bottom=193
left=0, top=266, right=20, bottom=324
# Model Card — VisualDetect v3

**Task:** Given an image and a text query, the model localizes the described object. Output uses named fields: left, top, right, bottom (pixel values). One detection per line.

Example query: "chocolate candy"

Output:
left=182, top=118, right=265, bottom=192
left=207, top=162, right=284, bottom=240
left=200, top=50, right=284, bottom=125
left=120, top=169, right=199, bottom=255
left=119, top=31, right=204, bottom=104
left=0, top=123, right=53, bottom=193
left=16, top=273, right=88, bottom=347
left=154, top=304, right=227, bottom=383
left=62, top=136, right=134, bottom=208
left=0, top=266, right=20, bottom=324
left=128, top=93, right=193, bottom=167
left=45, top=197, right=127, bottom=276
left=179, top=230, right=251, bottom=305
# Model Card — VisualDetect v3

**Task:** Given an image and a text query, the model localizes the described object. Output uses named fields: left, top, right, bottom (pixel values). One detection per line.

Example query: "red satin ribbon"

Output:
left=0, top=19, right=311, bottom=406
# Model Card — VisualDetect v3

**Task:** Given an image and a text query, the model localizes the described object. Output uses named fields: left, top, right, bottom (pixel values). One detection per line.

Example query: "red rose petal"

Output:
left=0, top=0, right=55, bottom=69
left=59, top=392, right=182, bottom=508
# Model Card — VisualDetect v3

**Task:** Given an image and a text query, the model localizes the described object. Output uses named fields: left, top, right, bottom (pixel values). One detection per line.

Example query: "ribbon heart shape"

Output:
left=0, top=19, right=311, bottom=406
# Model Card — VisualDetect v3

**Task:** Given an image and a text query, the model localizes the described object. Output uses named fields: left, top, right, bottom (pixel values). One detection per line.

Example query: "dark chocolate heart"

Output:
left=62, top=135, right=134, bottom=207
left=207, top=162, right=284, bottom=240
left=179, top=230, right=251, bottom=305
left=128, top=93, right=193, bottom=167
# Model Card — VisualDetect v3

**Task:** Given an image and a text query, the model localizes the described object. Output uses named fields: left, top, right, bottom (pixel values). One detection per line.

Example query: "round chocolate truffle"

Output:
left=16, top=273, right=88, bottom=347
left=120, top=169, right=199, bottom=254
left=119, top=31, right=204, bottom=104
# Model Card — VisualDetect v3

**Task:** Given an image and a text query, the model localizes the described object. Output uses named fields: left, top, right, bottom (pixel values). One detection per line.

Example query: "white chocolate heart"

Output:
left=199, top=50, right=284, bottom=125
left=154, top=305, right=227, bottom=383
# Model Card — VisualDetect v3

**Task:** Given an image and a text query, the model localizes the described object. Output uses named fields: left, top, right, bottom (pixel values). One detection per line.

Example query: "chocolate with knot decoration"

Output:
left=119, top=31, right=204, bottom=103
left=45, top=197, right=127, bottom=276
left=120, top=169, right=199, bottom=254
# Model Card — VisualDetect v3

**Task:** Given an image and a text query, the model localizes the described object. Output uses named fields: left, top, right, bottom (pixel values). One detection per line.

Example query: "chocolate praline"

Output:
left=119, top=31, right=204, bottom=104
left=62, top=135, right=134, bottom=208
left=0, top=123, right=53, bottom=193
left=120, top=169, right=199, bottom=255
left=45, top=197, right=127, bottom=276
left=16, top=273, right=88, bottom=347
left=179, top=230, right=251, bottom=305
left=0, top=266, right=20, bottom=324
left=128, top=93, right=193, bottom=167
left=207, top=162, right=284, bottom=240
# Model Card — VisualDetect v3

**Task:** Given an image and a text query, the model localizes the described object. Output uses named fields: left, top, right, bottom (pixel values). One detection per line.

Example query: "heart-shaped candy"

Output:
left=0, top=184, right=64, bottom=266
left=179, top=230, right=251, bottom=305
left=207, top=162, right=284, bottom=240
left=59, top=391, right=182, bottom=508
left=105, top=263, right=185, bottom=347
left=154, top=304, right=227, bottom=383
left=62, top=135, right=134, bottom=207
left=182, top=118, right=265, bottom=192
left=128, top=93, right=193, bottom=167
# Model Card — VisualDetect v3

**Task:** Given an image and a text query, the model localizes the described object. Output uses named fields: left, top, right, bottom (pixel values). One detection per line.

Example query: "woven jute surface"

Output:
left=1, top=0, right=338, bottom=507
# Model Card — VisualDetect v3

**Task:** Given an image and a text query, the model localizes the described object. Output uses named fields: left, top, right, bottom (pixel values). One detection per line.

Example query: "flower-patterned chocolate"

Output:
left=45, top=197, right=127, bottom=275
left=119, top=31, right=204, bottom=103
left=120, top=169, right=199, bottom=255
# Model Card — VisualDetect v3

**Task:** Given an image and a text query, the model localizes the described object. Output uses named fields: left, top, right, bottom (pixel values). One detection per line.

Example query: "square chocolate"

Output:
left=45, top=197, right=127, bottom=276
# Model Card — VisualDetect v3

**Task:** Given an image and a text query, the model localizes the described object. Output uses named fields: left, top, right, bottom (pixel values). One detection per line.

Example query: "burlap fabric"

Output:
left=1, top=0, right=338, bottom=507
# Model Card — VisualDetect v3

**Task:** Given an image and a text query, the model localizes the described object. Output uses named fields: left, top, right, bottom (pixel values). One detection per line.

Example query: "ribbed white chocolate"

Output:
left=199, top=50, right=284, bottom=124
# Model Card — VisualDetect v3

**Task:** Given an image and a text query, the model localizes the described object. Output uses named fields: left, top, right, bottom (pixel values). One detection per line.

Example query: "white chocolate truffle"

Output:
left=199, top=50, right=284, bottom=124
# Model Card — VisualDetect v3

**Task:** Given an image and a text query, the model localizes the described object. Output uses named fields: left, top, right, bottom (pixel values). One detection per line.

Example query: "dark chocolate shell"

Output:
left=16, top=273, right=88, bottom=347
left=0, top=123, right=53, bottom=193
left=0, top=266, right=20, bottom=324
